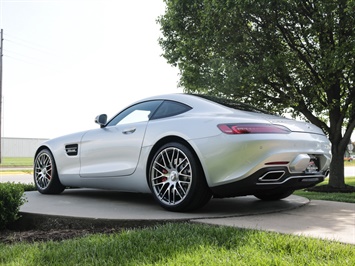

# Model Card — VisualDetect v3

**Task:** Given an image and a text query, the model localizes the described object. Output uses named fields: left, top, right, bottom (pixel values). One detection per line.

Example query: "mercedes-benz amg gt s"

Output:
left=34, top=93, right=331, bottom=211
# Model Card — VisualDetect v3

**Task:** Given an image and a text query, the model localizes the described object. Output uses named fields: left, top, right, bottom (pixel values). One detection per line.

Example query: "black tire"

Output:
left=33, top=149, right=65, bottom=194
left=148, top=142, right=212, bottom=212
left=254, top=190, right=294, bottom=201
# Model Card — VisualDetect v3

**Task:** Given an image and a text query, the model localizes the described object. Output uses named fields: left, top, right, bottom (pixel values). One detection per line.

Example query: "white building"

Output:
left=1, top=137, right=48, bottom=157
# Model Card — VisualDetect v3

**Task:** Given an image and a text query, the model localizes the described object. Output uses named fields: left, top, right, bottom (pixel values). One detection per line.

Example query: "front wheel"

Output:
left=148, top=142, right=212, bottom=212
left=34, top=149, right=65, bottom=194
left=254, top=190, right=294, bottom=201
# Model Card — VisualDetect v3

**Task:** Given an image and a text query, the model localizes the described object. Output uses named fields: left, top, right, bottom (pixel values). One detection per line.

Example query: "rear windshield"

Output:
left=192, top=94, right=271, bottom=114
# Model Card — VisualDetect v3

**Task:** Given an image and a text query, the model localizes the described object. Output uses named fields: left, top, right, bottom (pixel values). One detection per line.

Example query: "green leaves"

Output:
left=0, top=182, right=27, bottom=230
left=159, top=0, right=355, bottom=187
left=158, top=0, right=354, bottom=130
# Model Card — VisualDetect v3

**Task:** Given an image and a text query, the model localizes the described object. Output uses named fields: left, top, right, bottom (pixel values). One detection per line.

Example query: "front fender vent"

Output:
left=65, top=144, right=78, bottom=156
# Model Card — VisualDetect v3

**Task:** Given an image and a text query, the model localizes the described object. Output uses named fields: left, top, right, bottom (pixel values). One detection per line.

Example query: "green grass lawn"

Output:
left=344, top=159, right=355, bottom=167
left=294, top=177, right=355, bottom=203
left=0, top=157, right=33, bottom=167
left=1, top=223, right=354, bottom=266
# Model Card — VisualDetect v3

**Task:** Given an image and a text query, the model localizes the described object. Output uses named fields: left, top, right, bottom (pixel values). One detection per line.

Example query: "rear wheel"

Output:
left=34, top=149, right=65, bottom=194
left=254, top=190, right=294, bottom=201
left=148, top=142, right=212, bottom=212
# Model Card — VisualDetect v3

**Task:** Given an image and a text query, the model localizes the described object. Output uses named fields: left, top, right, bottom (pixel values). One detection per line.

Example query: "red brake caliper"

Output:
left=161, top=169, right=168, bottom=182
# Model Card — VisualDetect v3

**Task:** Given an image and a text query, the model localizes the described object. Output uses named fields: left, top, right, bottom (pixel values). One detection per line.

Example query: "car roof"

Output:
left=129, top=93, right=228, bottom=113
left=136, top=93, right=269, bottom=114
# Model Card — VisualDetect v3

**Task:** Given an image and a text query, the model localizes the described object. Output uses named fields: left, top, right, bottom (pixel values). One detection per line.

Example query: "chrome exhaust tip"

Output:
left=258, top=171, right=285, bottom=182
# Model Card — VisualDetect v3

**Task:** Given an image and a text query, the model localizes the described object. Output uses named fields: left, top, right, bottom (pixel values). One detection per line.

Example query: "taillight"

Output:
left=217, top=123, right=291, bottom=134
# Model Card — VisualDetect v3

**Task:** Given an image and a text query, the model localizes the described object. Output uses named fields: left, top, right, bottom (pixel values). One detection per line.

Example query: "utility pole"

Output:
left=0, top=29, right=3, bottom=163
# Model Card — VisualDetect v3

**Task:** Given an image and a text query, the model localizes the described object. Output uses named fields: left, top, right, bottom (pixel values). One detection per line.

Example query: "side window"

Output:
left=151, top=100, right=192, bottom=120
left=118, top=110, right=151, bottom=125
left=106, top=100, right=163, bottom=126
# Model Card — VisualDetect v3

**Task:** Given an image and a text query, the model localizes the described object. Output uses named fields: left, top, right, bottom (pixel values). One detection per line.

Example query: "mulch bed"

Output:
left=0, top=214, right=178, bottom=244
left=306, top=184, right=355, bottom=193
left=0, top=227, right=120, bottom=244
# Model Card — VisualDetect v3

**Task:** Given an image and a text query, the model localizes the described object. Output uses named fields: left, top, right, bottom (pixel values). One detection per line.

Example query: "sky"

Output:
left=0, top=0, right=182, bottom=139
left=0, top=1, right=354, bottom=142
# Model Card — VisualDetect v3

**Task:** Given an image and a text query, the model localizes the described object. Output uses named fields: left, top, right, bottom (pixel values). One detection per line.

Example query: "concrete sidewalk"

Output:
left=194, top=200, right=355, bottom=245
left=0, top=174, right=34, bottom=184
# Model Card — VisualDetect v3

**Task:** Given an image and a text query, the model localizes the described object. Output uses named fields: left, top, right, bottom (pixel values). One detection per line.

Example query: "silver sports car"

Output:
left=34, top=93, right=331, bottom=211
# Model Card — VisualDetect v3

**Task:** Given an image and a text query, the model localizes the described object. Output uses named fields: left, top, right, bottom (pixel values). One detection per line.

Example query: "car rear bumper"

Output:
left=210, top=166, right=327, bottom=197
left=191, top=131, right=331, bottom=187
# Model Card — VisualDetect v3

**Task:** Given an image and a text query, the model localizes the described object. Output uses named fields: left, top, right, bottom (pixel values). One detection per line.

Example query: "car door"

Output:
left=79, top=100, right=162, bottom=177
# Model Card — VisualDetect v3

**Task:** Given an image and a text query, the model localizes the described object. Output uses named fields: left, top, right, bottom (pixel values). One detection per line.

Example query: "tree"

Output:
left=158, top=0, right=355, bottom=190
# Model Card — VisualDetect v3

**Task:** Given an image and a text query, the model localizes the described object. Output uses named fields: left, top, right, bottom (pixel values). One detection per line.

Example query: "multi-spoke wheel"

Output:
left=149, top=142, right=212, bottom=212
left=34, top=149, right=65, bottom=194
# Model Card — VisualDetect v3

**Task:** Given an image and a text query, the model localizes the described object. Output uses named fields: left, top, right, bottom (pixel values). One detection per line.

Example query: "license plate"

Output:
left=306, top=158, right=318, bottom=173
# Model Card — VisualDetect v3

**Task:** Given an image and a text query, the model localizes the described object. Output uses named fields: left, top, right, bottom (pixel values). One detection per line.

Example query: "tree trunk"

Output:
left=328, top=147, right=346, bottom=188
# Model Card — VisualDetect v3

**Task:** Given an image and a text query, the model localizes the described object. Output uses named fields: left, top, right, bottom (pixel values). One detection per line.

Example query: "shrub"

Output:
left=22, top=183, right=36, bottom=192
left=0, top=182, right=27, bottom=230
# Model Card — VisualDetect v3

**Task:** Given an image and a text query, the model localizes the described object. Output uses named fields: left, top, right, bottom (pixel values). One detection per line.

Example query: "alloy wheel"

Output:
left=34, top=151, right=53, bottom=190
left=150, top=147, right=193, bottom=206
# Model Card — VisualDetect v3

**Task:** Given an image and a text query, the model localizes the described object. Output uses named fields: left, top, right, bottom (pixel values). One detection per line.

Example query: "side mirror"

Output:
left=95, top=114, right=107, bottom=128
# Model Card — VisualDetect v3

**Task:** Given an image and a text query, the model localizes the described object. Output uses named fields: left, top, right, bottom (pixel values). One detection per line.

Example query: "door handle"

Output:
left=122, top=128, right=136, bottom=134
